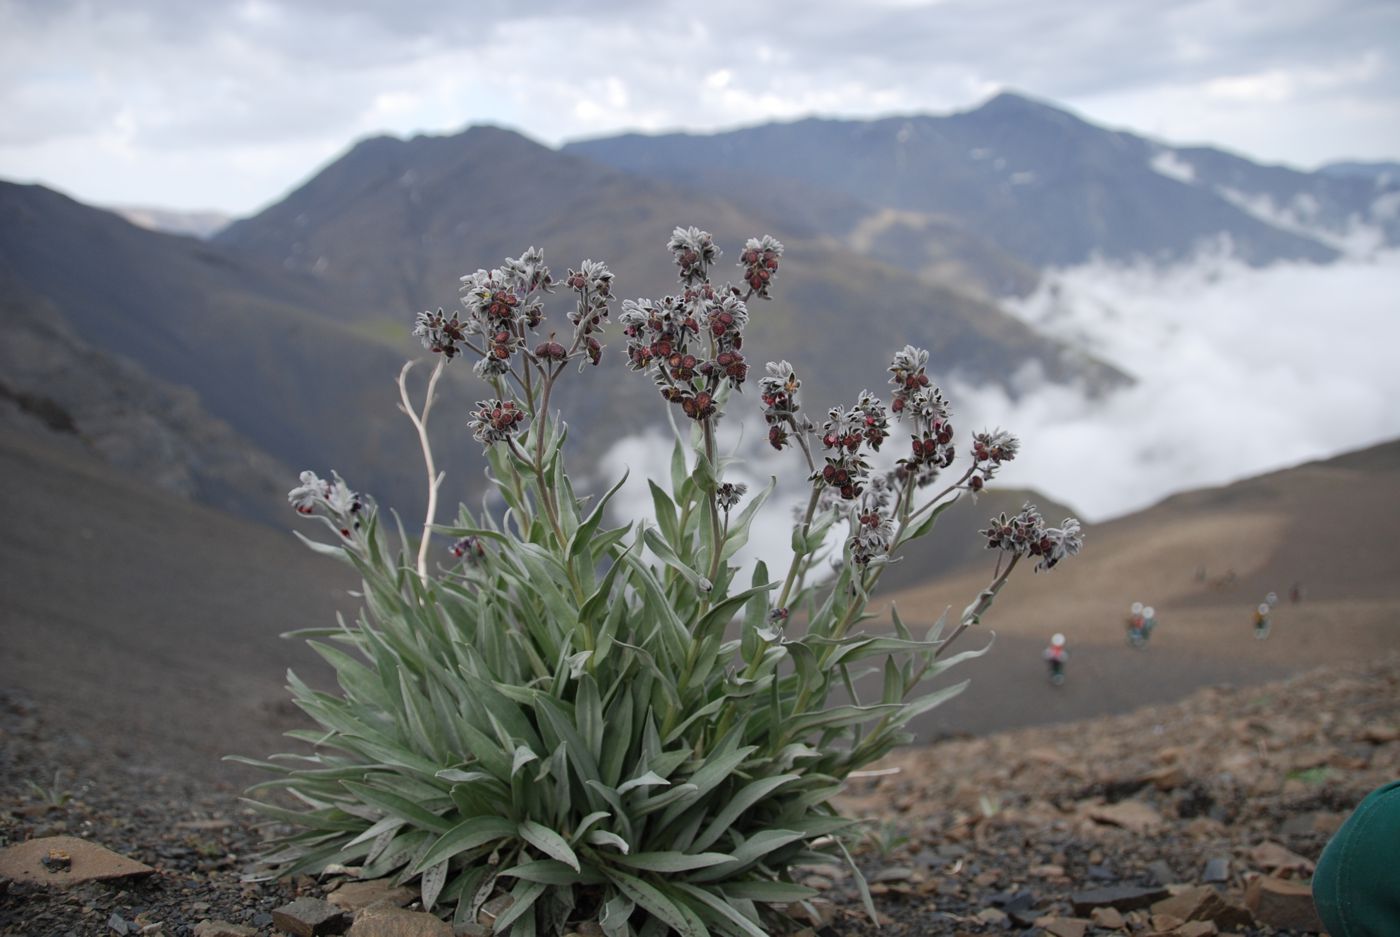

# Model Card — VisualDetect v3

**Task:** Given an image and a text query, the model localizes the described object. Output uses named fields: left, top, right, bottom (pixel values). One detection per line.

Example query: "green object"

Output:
left=1314, top=779, right=1400, bottom=937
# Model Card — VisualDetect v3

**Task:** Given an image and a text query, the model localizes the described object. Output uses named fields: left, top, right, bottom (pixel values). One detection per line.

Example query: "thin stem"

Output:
left=397, top=357, right=447, bottom=583
left=702, top=419, right=724, bottom=591
left=933, top=553, right=1020, bottom=661
left=776, top=483, right=823, bottom=611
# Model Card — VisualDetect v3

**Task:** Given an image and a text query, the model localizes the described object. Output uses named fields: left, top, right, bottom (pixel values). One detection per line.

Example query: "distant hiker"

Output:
left=1290, top=582, right=1304, bottom=604
left=1253, top=603, right=1271, bottom=640
left=1142, top=606, right=1157, bottom=642
left=1265, top=591, right=1279, bottom=609
left=1044, top=633, right=1068, bottom=685
left=1126, top=601, right=1153, bottom=648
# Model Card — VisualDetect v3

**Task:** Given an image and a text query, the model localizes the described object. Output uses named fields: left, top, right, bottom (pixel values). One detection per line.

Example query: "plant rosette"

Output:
left=235, top=228, right=1082, bottom=937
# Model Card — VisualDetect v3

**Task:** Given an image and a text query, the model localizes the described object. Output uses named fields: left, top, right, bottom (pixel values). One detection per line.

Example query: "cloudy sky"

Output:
left=1, top=0, right=1398, bottom=215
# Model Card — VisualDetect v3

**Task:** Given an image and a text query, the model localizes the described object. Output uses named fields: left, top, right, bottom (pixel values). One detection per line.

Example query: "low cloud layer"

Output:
left=960, top=248, right=1400, bottom=520
left=599, top=250, right=1400, bottom=580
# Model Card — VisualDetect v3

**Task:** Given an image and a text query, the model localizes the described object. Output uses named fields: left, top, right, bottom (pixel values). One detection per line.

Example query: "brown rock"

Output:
left=1361, top=724, right=1399, bottom=743
left=1151, top=913, right=1187, bottom=933
left=1144, top=764, right=1189, bottom=790
left=976, top=907, right=1009, bottom=926
left=1248, top=840, right=1315, bottom=876
left=1175, top=922, right=1218, bottom=937
left=327, top=879, right=416, bottom=914
left=1090, top=906, right=1126, bottom=929
left=271, top=896, right=349, bottom=936
left=1035, top=916, right=1089, bottom=937
left=1087, top=800, right=1164, bottom=834
left=347, top=908, right=452, bottom=937
left=194, top=923, right=258, bottom=937
left=1152, top=885, right=1253, bottom=931
left=0, top=835, right=155, bottom=887
left=1245, top=875, right=1324, bottom=933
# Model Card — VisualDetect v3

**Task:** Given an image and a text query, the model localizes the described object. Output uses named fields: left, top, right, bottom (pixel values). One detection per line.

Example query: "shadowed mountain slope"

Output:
left=215, top=124, right=1127, bottom=418
left=0, top=181, right=489, bottom=519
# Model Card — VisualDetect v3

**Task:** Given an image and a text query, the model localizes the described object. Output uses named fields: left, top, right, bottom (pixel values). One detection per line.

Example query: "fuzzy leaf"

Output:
left=415, top=815, right=516, bottom=872
left=612, top=850, right=735, bottom=873
left=608, top=870, right=707, bottom=937
left=519, top=819, right=581, bottom=871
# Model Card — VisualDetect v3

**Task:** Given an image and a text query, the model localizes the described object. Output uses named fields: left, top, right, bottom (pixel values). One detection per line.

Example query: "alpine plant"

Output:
left=239, top=228, right=1082, bottom=936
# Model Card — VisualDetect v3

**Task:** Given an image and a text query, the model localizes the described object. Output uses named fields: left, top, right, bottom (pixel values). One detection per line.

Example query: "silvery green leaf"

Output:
left=607, top=870, right=703, bottom=937
left=612, top=850, right=735, bottom=873
left=584, top=829, right=629, bottom=853
left=672, top=882, right=768, bottom=937
left=617, top=770, right=669, bottom=795
left=420, top=859, right=447, bottom=910
left=566, top=650, right=592, bottom=679
left=518, top=819, right=580, bottom=872
left=512, top=745, right=539, bottom=778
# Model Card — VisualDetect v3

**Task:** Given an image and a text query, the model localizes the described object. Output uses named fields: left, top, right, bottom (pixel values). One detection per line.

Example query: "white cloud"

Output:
left=0, top=0, right=1397, bottom=212
left=600, top=248, right=1400, bottom=580
left=967, top=248, right=1400, bottom=520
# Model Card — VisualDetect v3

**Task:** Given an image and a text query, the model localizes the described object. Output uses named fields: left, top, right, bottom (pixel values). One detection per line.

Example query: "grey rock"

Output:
left=1070, top=884, right=1170, bottom=916
left=271, top=897, right=349, bottom=937
left=1202, top=856, right=1231, bottom=884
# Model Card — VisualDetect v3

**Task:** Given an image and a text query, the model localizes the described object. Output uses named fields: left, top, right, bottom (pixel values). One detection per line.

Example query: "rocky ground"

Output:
left=4, top=656, right=1396, bottom=936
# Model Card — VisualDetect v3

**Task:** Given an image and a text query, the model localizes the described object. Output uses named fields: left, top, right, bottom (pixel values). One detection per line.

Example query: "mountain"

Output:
left=1320, top=160, right=1400, bottom=184
left=565, top=92, right=1399, bottom=272
left=214, top=124, right=1126, bottom=437
left=114, top=205, right=233, bottom=239
left=0, top=282, right=291, bottom=523
left=0, top=180, right=485, bottom=520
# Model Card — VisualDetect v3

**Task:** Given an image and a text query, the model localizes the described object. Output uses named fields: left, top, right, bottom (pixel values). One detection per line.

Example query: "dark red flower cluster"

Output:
left=469, top=398, right=527, bottom=446
left=566, top=259, right=613, bottom=367
left=740, top=235, right=783, bottom=299
left=668, top=226, right=719, bottom=285
left=450, top=535, right=486, bottom=563
left=411, top=308, right=470, bottom=359
left=759, top=360, right=802, bottom=451
left=981, top=503, right=1083, bottom=571
left=620, top=230, right=766, bottom=422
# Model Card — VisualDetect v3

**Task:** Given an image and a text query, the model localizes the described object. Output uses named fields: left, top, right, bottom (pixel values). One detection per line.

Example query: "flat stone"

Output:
left=1152, top=885, right=1253, bottom=930
left=1071, top=884, right=1170, bottom=916
left=346, top=908, right=452, bottom=937
left=1248, top=840, right=1315, bottom=875
left=327, top=879, right=417, bottom=913
left=1087, top=800, right=1164, bottom=834
left=0, top=835, right=155, bottom=887
left=1035, top=916, right=1089, bottom=937
left=1245, top=875, right=1323, bottom=933
left=1201, top=857, right=1230, bottom=884
left=1151, top=912, right=1186, bottom=932
left=1176, top=922, right=1219, bottom=937
left=1146, top=860, right=1177, bottom=886
left=1090, top=906, right=1125, bottom=929
left=271, top=896, right=349, bottom=936
left=975, top=907, right=1009, bottom=927
left=194, top=922, right=259, bottom=937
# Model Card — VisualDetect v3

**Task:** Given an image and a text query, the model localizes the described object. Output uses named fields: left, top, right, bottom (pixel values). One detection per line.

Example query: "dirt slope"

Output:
left=879, top=440, right=1400, bottom=738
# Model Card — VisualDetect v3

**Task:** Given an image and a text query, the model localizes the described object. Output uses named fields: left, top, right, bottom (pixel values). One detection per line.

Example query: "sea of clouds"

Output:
left=971, top=247, right=1400, bottom=520
left=600, top=248, right=1400, bottom=566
